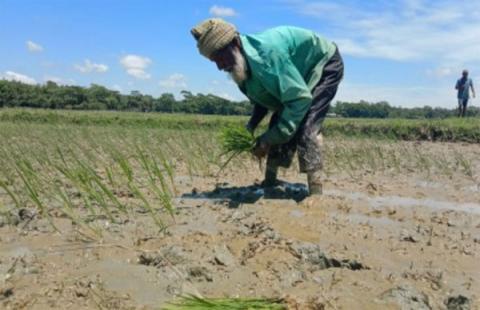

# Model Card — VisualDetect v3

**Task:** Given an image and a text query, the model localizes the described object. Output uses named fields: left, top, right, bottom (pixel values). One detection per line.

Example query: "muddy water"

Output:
left=1, top=165, right=480, bottom=308
left=327, top=189, right=480, bottom=215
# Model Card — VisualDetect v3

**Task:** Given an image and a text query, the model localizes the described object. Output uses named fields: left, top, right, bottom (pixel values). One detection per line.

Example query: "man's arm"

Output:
left=246, top=103, right=268, bottom=133
left=455, top=80, right=459, bottom=90
left=471, top=80, right=476, bottom=98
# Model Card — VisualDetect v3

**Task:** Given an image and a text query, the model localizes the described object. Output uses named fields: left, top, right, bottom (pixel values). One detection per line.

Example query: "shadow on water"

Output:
left=181, top=181, right=309, bottom=208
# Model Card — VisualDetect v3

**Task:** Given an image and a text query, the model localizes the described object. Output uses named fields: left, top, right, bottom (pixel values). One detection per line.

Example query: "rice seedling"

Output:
left=0, top=121, right=180, bottom=232
left=218, top=126, right=257, bottom=173
left=163, top=295, right=286, bottom=310
left=0, top=109, right=478, bottom=234
left=0, top=179, right=21, bottom=209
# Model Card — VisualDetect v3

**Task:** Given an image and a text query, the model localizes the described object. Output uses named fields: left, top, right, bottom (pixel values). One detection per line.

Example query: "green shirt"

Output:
left=239, top=26, right=336, bottom=145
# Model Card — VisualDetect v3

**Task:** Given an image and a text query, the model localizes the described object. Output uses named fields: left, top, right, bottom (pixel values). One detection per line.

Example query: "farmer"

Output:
left=191, top=18, right=344, bottom=195
left=455, top=70, right=475, bottom=117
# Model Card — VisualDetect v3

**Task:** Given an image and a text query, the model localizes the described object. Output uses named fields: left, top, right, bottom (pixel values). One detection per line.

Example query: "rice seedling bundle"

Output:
left=164, top=295, right=286, bottom=310
left=220, top=126, right=256, bottom=155
left=217, top=126, right=257, bottom=173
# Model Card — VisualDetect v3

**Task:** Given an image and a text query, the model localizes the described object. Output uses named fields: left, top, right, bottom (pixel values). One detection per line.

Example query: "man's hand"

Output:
left=252, top=139, right=270, bottom=159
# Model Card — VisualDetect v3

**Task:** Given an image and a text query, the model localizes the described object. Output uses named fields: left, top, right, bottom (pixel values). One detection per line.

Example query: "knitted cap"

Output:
left=191, top=18, right=237, bottom=59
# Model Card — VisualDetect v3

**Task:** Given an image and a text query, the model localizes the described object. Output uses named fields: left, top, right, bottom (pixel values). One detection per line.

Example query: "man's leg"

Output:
left=297, top=107, right=328, bottom=195
left=458, top=99, right=464, bottom=117
left=263, top=113, right=297, bottom=187
left=298, top=47, right=344, bottom=195
left=462, top=99, right=468, bottom=117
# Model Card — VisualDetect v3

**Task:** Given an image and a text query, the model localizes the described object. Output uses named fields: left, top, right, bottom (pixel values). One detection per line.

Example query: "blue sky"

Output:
left=1, top=0, right=478, bottom=108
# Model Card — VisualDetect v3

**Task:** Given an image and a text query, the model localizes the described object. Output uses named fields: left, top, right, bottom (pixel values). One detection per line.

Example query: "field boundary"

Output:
left=1, top=108, right=479, bottom=143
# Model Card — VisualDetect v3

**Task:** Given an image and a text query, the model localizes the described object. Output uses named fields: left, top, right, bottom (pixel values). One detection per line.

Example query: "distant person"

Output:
left=190, top=18, right=344, bottom=196
left=455, top=70, right=475, bottom=117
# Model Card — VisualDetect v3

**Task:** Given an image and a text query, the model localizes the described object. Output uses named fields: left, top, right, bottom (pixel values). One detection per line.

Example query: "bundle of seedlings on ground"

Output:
left=218, top=126, right=257, bottom=173
left=164, top=295, right=286, bottom=310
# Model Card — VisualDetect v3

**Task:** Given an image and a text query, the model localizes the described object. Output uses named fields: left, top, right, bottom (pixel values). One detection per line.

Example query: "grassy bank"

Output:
left=1, top=108, right=479, bottom=142
left=323, top=117, right=480, bottom=143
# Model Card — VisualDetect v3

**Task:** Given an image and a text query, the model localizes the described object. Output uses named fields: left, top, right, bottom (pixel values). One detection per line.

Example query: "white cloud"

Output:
left=276, top=0, right=480, bottom=107
left=159, top=73, right=187, bottom=88
left=74, top=59, right=109, bottom=73
left=2, top=71, right=36, bottom=84
left=209, top=5, right=237, bottom=17
left=26, top=40, right=43, bottom=52
left=292, top=0, right=480, bottom=65
left=426, top=67, right=455, bottom=78
left=120, top=54, right=152, bottom=79
left=333, top=39, right=369, bottom=58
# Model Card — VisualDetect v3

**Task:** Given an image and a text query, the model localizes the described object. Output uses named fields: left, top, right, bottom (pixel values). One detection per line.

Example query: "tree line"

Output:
left=1, top=80, right=478, bottom=118
left=0, top=80, right=252, bottom=115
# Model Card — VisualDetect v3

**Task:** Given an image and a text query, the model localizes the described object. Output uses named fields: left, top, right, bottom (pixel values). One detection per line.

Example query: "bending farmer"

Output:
left=455, top=69, right=475, bottom=117
left=191, top=18, right=344, bottom=196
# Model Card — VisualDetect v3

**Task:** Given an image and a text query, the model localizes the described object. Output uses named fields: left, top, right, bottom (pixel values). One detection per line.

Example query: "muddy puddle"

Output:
left=328, top=189, right=480, bottom=215
left=181, top=181, right=309, bottom=205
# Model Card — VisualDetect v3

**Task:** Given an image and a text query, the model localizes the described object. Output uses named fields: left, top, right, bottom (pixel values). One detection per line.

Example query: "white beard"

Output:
left=229, top=47, right=248, bottom=85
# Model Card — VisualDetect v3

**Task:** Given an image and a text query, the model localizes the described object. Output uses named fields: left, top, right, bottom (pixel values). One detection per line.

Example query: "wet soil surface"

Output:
left=1, top=153, right=480, bottom=308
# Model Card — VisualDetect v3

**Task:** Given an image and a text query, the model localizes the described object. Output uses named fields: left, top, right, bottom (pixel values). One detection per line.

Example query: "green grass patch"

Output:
left=324, top=117, right=480, bottom=143
left=164, top=295, right=286, bottom=310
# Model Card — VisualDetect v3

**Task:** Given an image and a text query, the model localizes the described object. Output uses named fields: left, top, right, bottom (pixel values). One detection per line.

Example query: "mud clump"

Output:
left=213, top=245, right=236, bottom=267
left=0, top=208, right=38, bottom=229
left=445, top=295, right=471, bottom=310
left=138, top=253, right=164, bottom=267
left=379, top=285, right=431, bottom=310
left=18, top=208, right=37, bottom=222
left=187, top=266, right=213, bottom=282
left=73, top=279, right=95, bottom=298
left=243, top=219, right=281, bottom=241
left=0, top=285, right=14, bottom=301
left=291, top=243, right=369, bottom=270
left=138, top=246, right=188, bottom=268
left=473, top=235, right=480, bottom=244
left=400, top=229, right=420, bottom=243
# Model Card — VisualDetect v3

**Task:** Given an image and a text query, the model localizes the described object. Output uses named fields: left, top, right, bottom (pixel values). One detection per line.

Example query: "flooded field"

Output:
left=0, top=119, right=479, bottom=309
